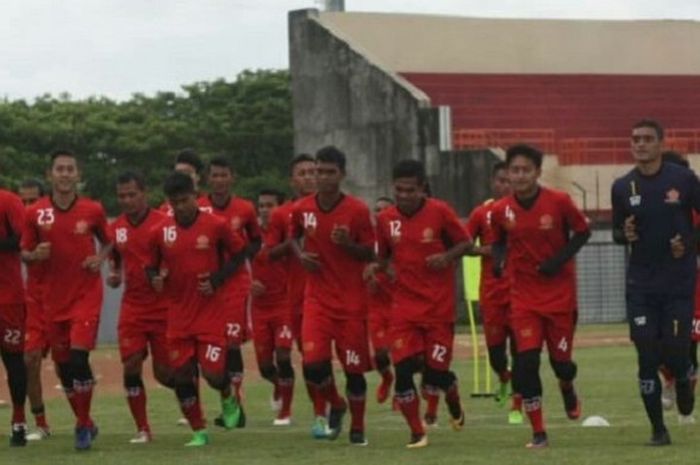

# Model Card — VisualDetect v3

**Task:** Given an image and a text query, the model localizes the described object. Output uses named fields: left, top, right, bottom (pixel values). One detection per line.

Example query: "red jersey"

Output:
left=150, top=211, right=245, bottom=335
left=0, top=190, right=25, bottom=305
left=377, top=198, right=469, bottom=323
left=266, top=200, right=307, bottom=310
left=198, top=195, right=260, bottom=294
left=491, top=187, right=589, bottom=314
left=109, top=209, right=169, bottom=319
left=289, top=194, right=374, bottom=319
left=251, top=224, right=289, bottom=311
left=21, top=196, right=108, bottom=320
left=465, top=199, right=510, bottom=309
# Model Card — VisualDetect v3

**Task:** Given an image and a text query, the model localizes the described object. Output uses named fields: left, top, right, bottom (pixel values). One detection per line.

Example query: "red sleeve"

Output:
left=441, top=202, right=470, bottom=244
left=465, top=205, right=483, bottom=241
left=4, top=194, right=25, bottom=239
left=221, top=221, right=245, bottom=255
left=352, top=203, right=375, bottom=248
left=489, top=200, right=506, bottom=242
left=147, top=224, right=163, bottom=269
left=288, top=204, right=303, bottom=240
left=560, top=193, right=590, bottom=234
left=20, top=208, right=38, bottom=252
left=375, top=215, right=391, bottom=260
left=244, top=205, right=261, bottom=242
left=265, top=207, right=288, bottom=247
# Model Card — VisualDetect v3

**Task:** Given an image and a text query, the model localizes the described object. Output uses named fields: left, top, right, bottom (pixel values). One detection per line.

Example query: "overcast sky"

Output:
left=1, top=0, right=699, bottom=101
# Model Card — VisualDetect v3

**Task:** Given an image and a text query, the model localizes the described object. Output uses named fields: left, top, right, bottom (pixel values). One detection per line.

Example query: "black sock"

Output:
left=1, top=351, right=27, bottom=408
left=640, top=378, right=666, bottom=433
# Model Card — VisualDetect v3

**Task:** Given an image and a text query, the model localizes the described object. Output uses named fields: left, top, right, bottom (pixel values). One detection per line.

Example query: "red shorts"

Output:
left=252, top=309, right=294, bottom=365
left=511, top=308, right=576, bottom=362
left=168, top=334, right=227, bottom=375
left=0, top=304, right=25, bottom=353
left=118, top=313, right=169, bottom=366
left=482, top=301, right=512, bottom=348
left=292, top=304, right=303, bottom=351
left=369, top=310, right=391, bottom=352
left=223, top=290, right=249, bottom=346
left=302, top=310, right=370, bottom=374
left=390, top=320, right=455, bottom=371
left=24, top=293, right=49, bottom=354
left=48, top=317, right=100, bottom=363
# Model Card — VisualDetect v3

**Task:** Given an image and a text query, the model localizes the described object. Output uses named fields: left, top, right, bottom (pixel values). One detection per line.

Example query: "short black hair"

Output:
left=117, top=170, right=146, bottom=190
left=633, top=119, right=664, bottom=141
left=392, top=159, right=426, bottom=184
left=506, top=144, right=543, bottom=169
left=376, top=196, right=394, bottom=204
left=163, top=171, right=195, bottom=198
left=20, top=178, right=46, bottom=196
left=662, top=150, right=689, bottom=168
left=315, top=146, right=346, bottom=173
left=289, top=153, right=314, bottom=175
left=492, top=161, right=507, bottom=176
left=209, top=155, right=233, bottom=172
left=175, top=148, right=204, bottom=174
left=49, top=149, right=77, bottom=167
left=258, top=188, right=286, bottom=205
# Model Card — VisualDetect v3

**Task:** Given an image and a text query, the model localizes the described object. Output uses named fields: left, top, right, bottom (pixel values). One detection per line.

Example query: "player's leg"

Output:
left=119, top=316, right=152, bottom=442
left=1, top=305, right=28, bottom=447
left=336, top=319, right=371, bottom=445
left=511, top=310, right=547, bottom=448
left=169, top=338, right=207, bottom=446
left=302, top=309, right=341, bottom=439
left=252, top=316, right=280, bottom=418
left=423, top=322, right=464, bottom=431
left=506, top=327, right=524, bottom=424
left=391, top=320, right=427, bottom=448
left=661, top=295, right=694, bottom=421
left=24, top=297, right=51, bottom=440
left=273, top=318, right=295, bottom=425
left=483, top=303, right=512, bottom=405
left=149, top=325, right=174, bottom=390
left=369, top=313, right=393, bottom=404
left=544, top=311, right=580, bottom=420
left=627, top=292, right=668, bottom=445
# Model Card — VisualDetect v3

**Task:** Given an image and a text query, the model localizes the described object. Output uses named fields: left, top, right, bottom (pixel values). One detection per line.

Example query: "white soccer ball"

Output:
left=582, top=415, right=610, bottom=427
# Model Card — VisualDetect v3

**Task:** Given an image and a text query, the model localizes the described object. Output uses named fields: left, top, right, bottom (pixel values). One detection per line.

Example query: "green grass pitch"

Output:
left=1, top=324, right=698, bottom=465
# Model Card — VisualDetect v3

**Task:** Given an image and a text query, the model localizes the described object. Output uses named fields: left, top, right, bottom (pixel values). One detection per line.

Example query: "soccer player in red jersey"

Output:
left=198, top=156, right=261, bottom=427
left=18, top=179, right=52, bottom=441
left=366, top=197, right=395, bottom=405
left=491, top=145, right=590, bottom=448
left=160, top=149, right=205, bottom=216
left=251, top=189, right=295, bottom=426
left=148, top=172, right=246, bottom=447
left=21, top=150, right=111, bottom=450
left=465, top=162, right=523, bottom=424
left=368, top=159, right=471, bottom=449
left=289, top=147, right=375, bottom=445
left=0, top=186, right=28, bottom=447
left=107, top=172, right=174, bottom=444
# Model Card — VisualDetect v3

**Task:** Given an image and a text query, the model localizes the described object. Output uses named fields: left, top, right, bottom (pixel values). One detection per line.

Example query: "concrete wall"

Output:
left=289, top=9, right=435, bottom=203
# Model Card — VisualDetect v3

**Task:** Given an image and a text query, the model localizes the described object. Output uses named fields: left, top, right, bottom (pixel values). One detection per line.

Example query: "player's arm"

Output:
left=489, top=205, right=507, bottom=277
left=82, top=204, right=114, bottom=272
left=464, top=207, right=488, bottom=257
left=363, top=221, right=392, bottom=288
left=426, top=204, right=473, bottom=270
left=20, top=208, right=51, bottom=263
left=538, top=195, right=591, bottom=277
left=243, top=211, right=263, bottom=259
left=0, top=195, right=24, bottom=251
left=288, top=207, right=321, bottom=272
left=611, top=181, right=636, bottom=245
left=206, top=225, right=249, bottom=291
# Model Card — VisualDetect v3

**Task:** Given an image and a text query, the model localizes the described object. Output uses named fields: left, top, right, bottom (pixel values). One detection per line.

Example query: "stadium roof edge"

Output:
left=315, top=11, right=700, bottom=75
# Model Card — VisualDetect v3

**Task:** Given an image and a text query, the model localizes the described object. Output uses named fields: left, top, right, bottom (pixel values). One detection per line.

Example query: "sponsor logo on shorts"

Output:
left=520, top=328, right=532, bottom=338
left=170, top=349, right=180, bottom=360
left=394, top=338, right=404, bottom=349
left=634, top=316, right=646, bottom=326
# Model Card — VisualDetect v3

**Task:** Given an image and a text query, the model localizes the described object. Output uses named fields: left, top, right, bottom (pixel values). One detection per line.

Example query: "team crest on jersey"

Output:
left=665, top=188, right=680, bottom=204
left=195, top=235, right=210, bottom=250
left=629, top=195, right=641, bottom=207
left=74, top=220, right=89, bottom=234
left=421, top=228, right=434, bottom=243
left=230, top=216, right=242, bottom=230
left=539, top=214, right=554, bottom=230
